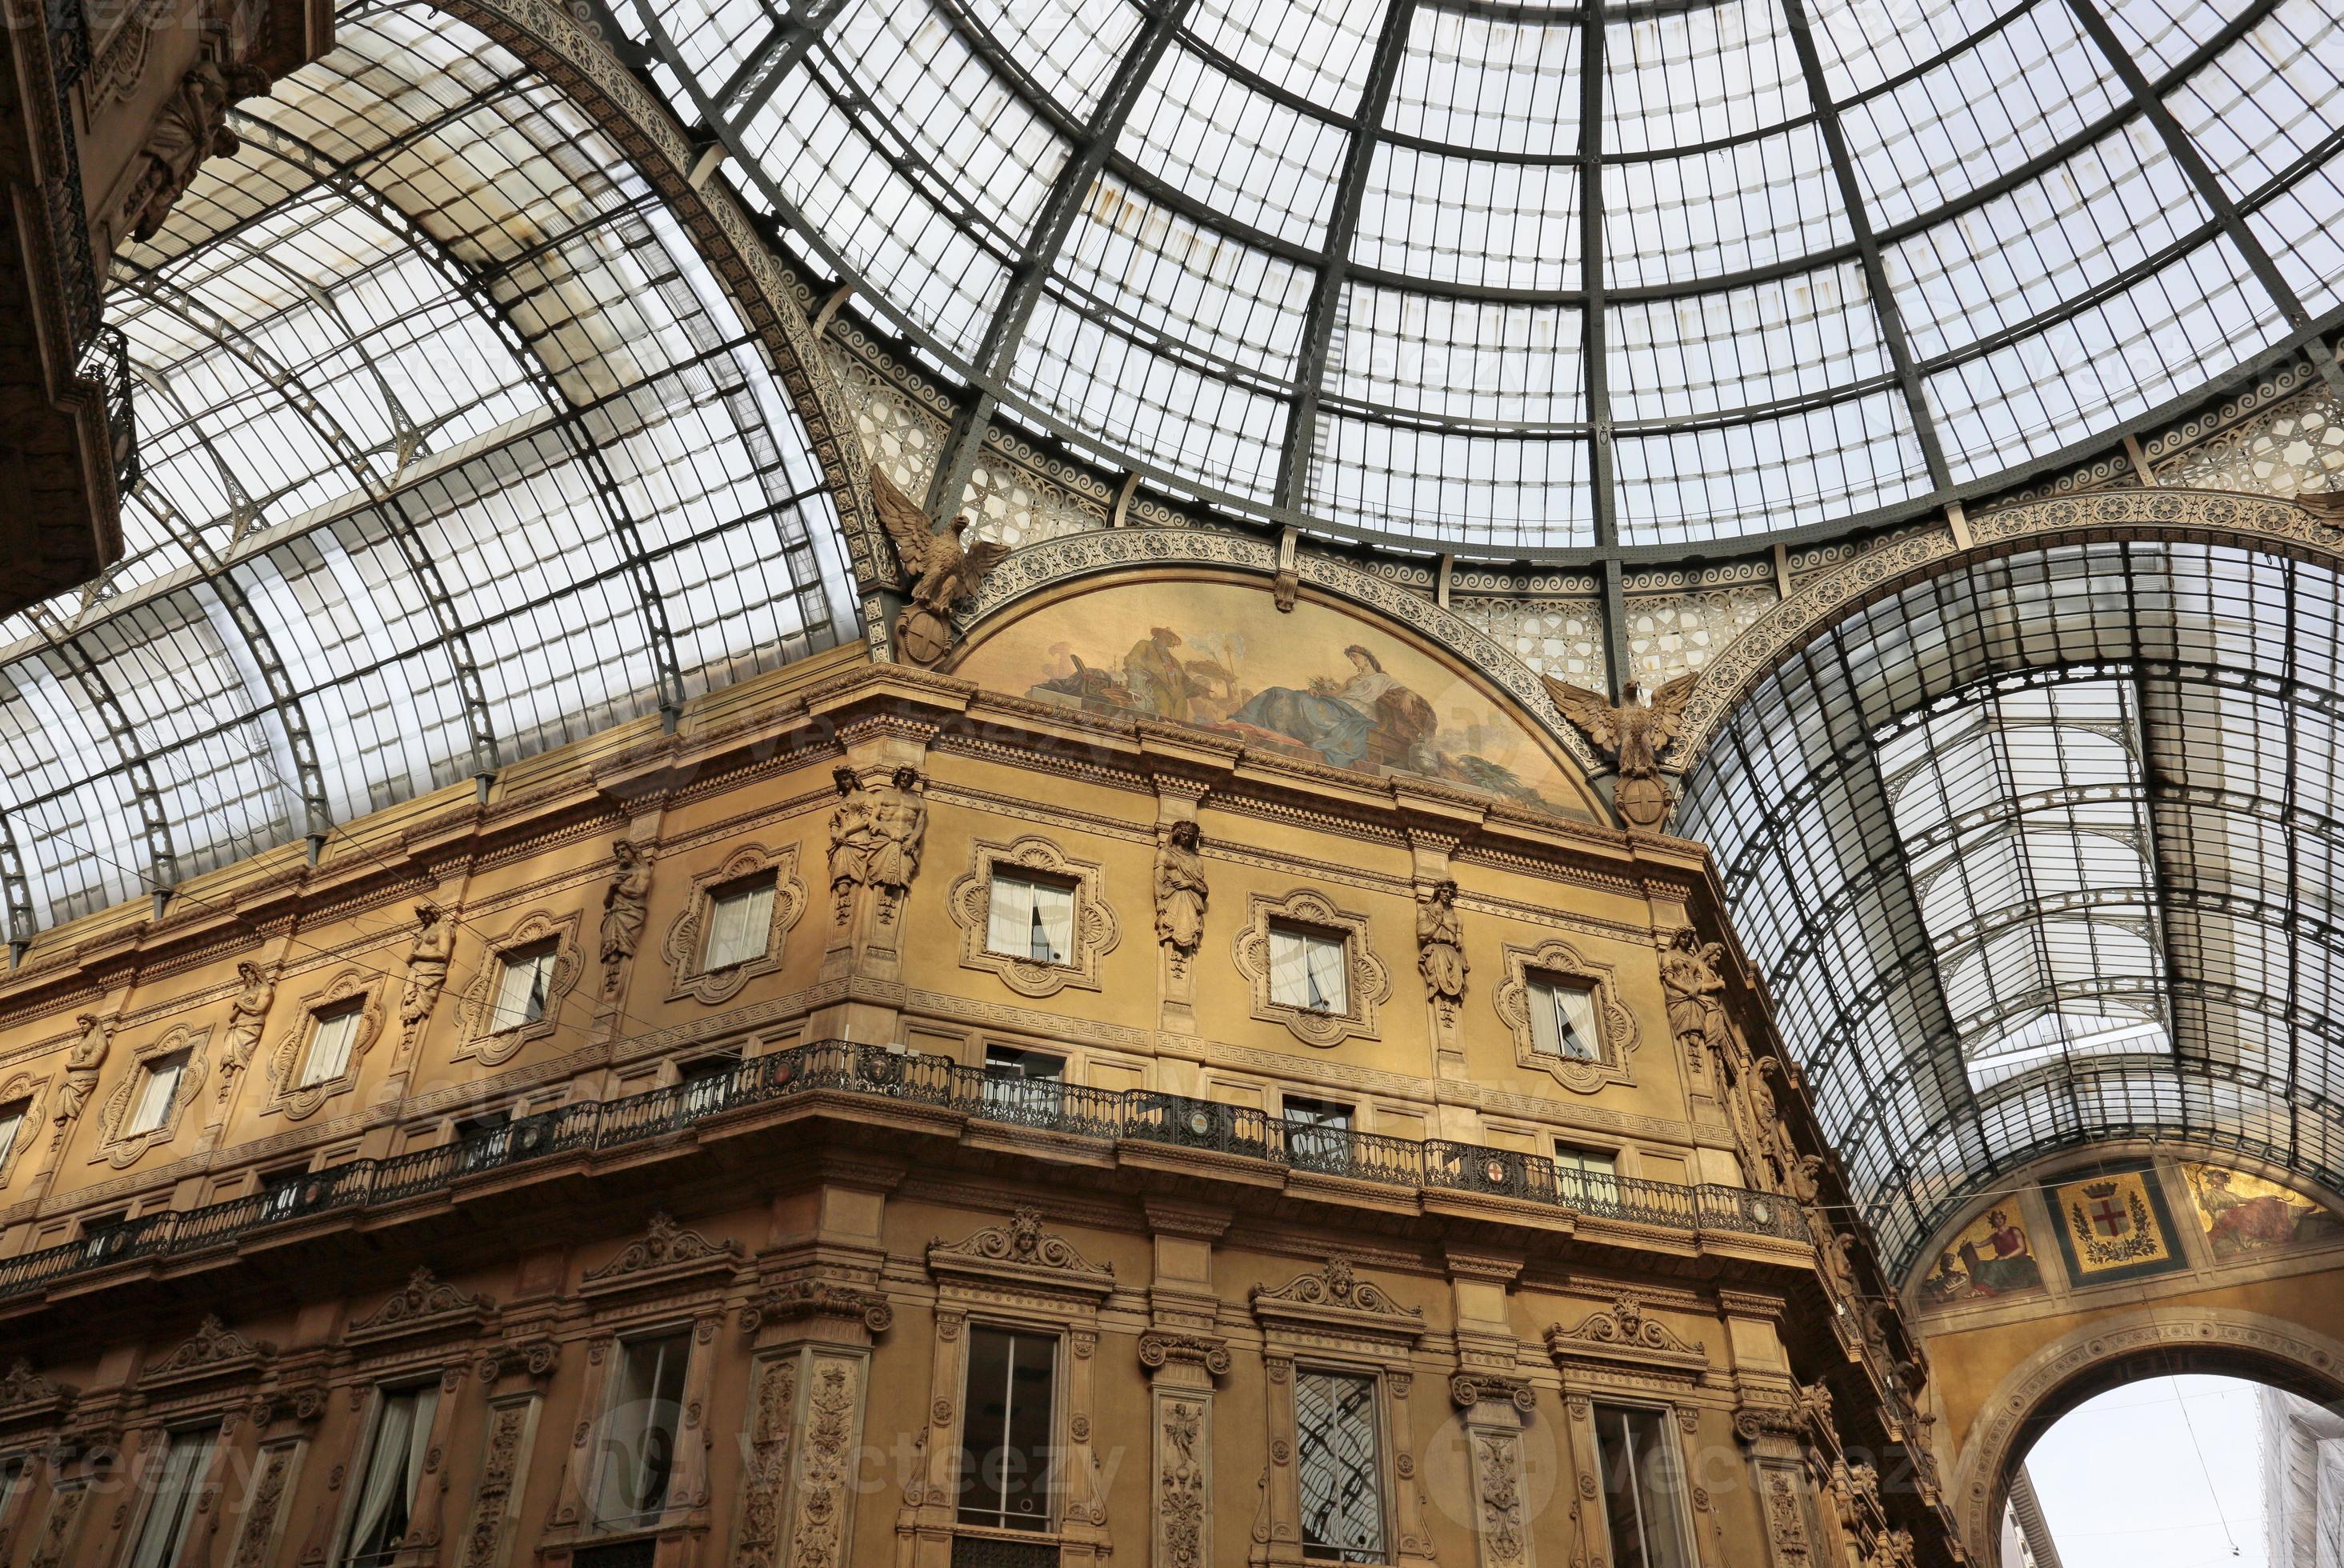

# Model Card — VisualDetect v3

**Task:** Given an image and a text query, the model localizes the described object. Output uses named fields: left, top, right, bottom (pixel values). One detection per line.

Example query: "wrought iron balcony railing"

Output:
left=0, top=1042, right=1808, bottom=1301
left=79, top=326, right=138, bottom=494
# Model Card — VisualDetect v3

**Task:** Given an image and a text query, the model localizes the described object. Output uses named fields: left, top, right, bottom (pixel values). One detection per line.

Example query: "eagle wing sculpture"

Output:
left=1542, top=676, right=1622, bottom=754
left=873, top=468, right=1009, bottom=608
left=1642, top=671, right=1699, bottom=757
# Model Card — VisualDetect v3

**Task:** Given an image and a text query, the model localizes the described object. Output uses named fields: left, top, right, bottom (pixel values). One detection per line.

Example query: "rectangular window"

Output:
left=702, top=878, right=776, bottom=970
left=80, top=1209, right=130, bottom=1264
left=127, top=1050, right=189, bottom=1135
left=1295, top=1370, right=1384, bottom=1562
left=1283, top=1095, right=1354, bottom=1166
left=1269, top=926, right=1348, bottom=1013
left=454, top=1110, right=512, bottom=1173
left=981, top=1046, right=1065, bottom=1121
left=594, top=1332, right=690, bottom=1525
left=1526, top=974, right=1602, bottom=1061
left=986, top=873, right=1077, bottom=965
left=0, top=1098, right=26, bottom=1171
left=487, top=943, right=558, bottom=1033
left=1594, top=1404, right=1691, bottom=1568
left=678, top=1052, right=741, bottom=1117
left=342, top=1386, right=442, bottom=1568
left=257, top=1166, right=308, bottom=1221
left=957, top=1326, right=1056, bottom=1531
left=126, top=1429, right=214, bottom=1568
left=1554, top=1142, right=1621, bottom=1205
left=300, top=1006, right=364, bottom=1088
left=0, top=1456, right=25, bottom=1529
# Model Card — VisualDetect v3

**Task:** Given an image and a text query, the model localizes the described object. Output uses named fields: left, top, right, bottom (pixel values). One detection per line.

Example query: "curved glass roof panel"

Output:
left=0, top=0, right=856, bottom=939
left=621, top=0, right=2344, bottom=551
left=1676, top=540, right=2344, bottom=1276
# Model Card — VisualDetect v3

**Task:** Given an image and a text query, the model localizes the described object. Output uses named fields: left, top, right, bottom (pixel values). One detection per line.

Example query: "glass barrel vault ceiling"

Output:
left=621, top=0, right=2344, bottom=551
left=1674, top=540, right=2343, bottom=1274
left=0, top=0, right=858, bottom=939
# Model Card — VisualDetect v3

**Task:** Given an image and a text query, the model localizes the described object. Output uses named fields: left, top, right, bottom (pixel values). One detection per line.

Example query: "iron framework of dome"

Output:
left=0, top=0, right=859, bottom=939
left=614, top=0, right=2344, bottom=553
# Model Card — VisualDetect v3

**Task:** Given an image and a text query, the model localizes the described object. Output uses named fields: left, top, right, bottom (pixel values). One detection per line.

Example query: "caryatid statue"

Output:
left=1153, top=820, right=1208, bottom=974
left=600, top=838, right=652, bottom=996
left=1415, top=879, right=1467, bottom=1022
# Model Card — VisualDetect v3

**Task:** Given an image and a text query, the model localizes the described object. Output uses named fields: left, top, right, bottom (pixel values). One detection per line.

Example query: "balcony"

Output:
left=0, top=1042, right=1807, bottom=1302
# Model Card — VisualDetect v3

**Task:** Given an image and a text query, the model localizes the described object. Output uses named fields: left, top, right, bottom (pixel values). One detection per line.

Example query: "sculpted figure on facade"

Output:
left=399, top=903, right=455, bottom=1054
left=1415, top=879, right=1466, bottom=1022
left=869, top=766, right=927, bottom=913
left=1154, top=820, right=1208, bottom=973
left=123, top=58, right=271, bottom=242
left=600, top=838, right=652, bottom=996
left=1543, top=672, right=1696, bottom=830
left=1657, top=926, right=1730, bottom=1068
left=874, top=470, right=1009, bottom=666
left=828, top=766, right=875, bottom=922
left=216, top=960, right=274, bottom=1098
left=54, top=1012, right=114, bottom=1131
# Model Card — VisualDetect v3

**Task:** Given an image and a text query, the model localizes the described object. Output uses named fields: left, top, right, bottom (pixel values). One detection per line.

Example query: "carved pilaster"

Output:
left=787, top=1353, right=869, bottom=1568
left=1466, top=1428, right=1531, bottom=1568
left=728, top=1354, right=800, bottom=1568
left=1154, top=1390, right=1211, bottom=1568
left=229, top=1442, right=303, bottom=1568
left=456, top=1394, right=541, bottom=1568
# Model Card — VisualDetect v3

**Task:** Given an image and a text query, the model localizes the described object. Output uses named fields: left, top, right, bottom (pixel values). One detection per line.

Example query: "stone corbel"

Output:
left=737, top=1278, right=896, bottom=1341
left=474, top=1340, right=561, bottom=1387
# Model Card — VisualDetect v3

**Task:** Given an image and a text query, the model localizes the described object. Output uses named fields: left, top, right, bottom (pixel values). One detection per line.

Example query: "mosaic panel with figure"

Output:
left=2179, top=1164, right=2342, bottom=1260
left=1920, top=1204, right=2046, bottom=1305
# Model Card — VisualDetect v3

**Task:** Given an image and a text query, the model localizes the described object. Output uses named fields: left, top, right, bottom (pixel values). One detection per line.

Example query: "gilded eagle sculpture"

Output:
left=874, top=470, right=1010, bottom=666
left=1542, top=672, right=1698, bottom=830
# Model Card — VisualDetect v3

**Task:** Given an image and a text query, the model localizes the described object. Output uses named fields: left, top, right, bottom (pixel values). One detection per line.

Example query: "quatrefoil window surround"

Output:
left=1491, top=938, right=1641, bottom=1094
left=1233, top=889, right=1390, bottom=1050
left=945, top=835, right=1119, bottom=998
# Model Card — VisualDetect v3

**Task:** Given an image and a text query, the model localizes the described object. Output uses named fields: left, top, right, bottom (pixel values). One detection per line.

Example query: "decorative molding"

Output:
left=228, top=1441, right=298, bottom=1568
left=0, top=1358, right=78, bottom=1426
left=731, top=1354, right=799, bottom=1568
left=927, top=1206, right=1115, bottom=1295
left=1450, top=1373, right=1538, bottom=1414
left=1470, top=1430, right=1530, bottom=1568
left=738, top=1278, right=896, bottom=1338
left=1138, top=1332, right=1232, bottom=1381
left=1489, top=936, right=1639, bottom=1094
left=582, top=1211, right=743, bottom=1293
left=142, top=1314, right=274, bottom=1390
left=1250, top=1258, right=1425, bottom=1342
left=1543, top=1296, right=1707, bottom=1374
left=451, top=908, right=582, bottom=1066
left=346, top=1266, right=498, bottom=1345
left=943, top=834, right=1120, bottom=998
left=262, top=969, right=384, bottom=1121
left=786, top=1357, right=863, bottom=1568
left=1232, top=888, right=1390, bottom=1050
left=93, top=1023, right=209, bottom=1167
left=458, top=1397, right=536, bottom=1568
left=661, top=842, right=807, bottom=1006
left=1158, top=1392, right=1211, bottom=1568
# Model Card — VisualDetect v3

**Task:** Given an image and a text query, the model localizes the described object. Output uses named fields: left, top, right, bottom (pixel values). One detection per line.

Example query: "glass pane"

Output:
left=1031, top=882, right=1075, bottom=964
left=490, top=948, right=555, bottom=1031
left=598, top=1334, right=690, bottom=1523
left=130, top=1054, right=186, bottom=1134
left=302, top=1007, right=362, bottom=1087
left=1303, top=933, right=1348, bottom=1013
left=986, top=874, right=1035, bottom=957
left=0, top=1101, right=23, bottom=1169
left=1596, top=1405, right=1690, bottom=1568
left=1296, top=1370, right=1383, bottom=1561
left=958, top=1326, right=1057, bottom=1530
left=127, top=1430, right=214, bottom=1568
left=705, top=880, right=775, bottom=970
left=1269, top=926, right=1310, bottom=1006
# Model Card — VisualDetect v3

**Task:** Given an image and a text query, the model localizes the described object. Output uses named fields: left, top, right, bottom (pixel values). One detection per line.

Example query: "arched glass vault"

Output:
left=1675, top=538, right=2344, bottom=1274
left=0, top=0, right=859, bottom=941
left=610, top=0, right=2344, bottom=551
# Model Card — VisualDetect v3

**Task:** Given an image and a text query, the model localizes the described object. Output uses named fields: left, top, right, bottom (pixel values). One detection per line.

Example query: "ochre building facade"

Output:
left=0, top=572, right=1957, bottom=1568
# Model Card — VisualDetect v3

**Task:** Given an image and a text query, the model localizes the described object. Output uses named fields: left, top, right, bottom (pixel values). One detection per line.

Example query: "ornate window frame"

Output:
left=93, top=1025, right=208, bottom=1168
left=1490, top=937, right=1641, bottom=1094
left=262, top=970, right=385, bottom=1122
left=454, top=910, right=582, bottom=1066
left=910, top=1210, right=1118, bottom=1567
left=1234, top=890, right=1390, bottom=1050
left=0, top=1072, right=49, bottom=1188
left=1248, top=1258, right=1434, bottom=1566
left=660, top=842, right=807, bottom=1005
left=944, top=834, right=1120, bottom=999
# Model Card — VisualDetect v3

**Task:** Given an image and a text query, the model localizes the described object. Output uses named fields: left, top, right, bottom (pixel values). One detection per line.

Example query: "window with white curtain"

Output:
left=1554, top=1142, right=1621, bottom=1206
left=702, top=878, right=776, bottom=970
left=594, top=1332, right=691, bottom=1525
left=299, top=1006, right=363, bottom=1088
left=1527, top=974, right=1602, bottom=1061
left=487, top=943, right=558, bottom=1033
left=0, top=1098, right=26, bottom=1170
left=342, top=1385, right=442, bottom=1568
left=986, top=872, right=1077, bottom=965
left=125, top=1429, right=214, bottom=1568
left=126, top=1050, right=190, bottom=1135
left=1270, top=925, right=1348, bottom=1013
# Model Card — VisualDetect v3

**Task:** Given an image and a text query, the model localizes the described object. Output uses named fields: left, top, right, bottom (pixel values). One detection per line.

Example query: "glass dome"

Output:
left=622, top=0, right=2344, bottom=551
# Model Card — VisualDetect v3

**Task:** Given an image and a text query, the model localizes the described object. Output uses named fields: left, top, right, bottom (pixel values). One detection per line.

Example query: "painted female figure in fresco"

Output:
left=1227, top=645, right=1436, bottom=771
left=2190, top=1167, right=2333, bottom=1256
